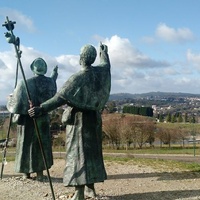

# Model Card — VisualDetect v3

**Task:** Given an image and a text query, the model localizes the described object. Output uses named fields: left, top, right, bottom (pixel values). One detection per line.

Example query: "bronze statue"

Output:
left=28, top=43, right=111, bottom=200
left=7, top=58, right=58, bottom=181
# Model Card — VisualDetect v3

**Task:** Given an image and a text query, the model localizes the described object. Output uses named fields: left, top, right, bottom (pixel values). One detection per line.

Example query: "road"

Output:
left=53, top=152, right=200, bottom=164
left=3, top=150, right=200, bottom=163
left=103, top=152, right=200, bottom=163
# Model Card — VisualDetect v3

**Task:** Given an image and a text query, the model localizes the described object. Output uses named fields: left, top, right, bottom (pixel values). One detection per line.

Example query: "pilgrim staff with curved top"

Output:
left=2, top=17, right=56, bottom=200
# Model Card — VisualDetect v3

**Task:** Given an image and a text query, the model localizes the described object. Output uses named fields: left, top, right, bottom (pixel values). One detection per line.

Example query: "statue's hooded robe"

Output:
left=7, top=75, right=57, bottom=174
left=41, top=49, right=111, bottom=186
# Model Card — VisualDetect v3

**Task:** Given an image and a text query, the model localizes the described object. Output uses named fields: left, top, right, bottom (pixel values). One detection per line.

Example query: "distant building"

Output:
left=0, top=110, right=10, bottom=118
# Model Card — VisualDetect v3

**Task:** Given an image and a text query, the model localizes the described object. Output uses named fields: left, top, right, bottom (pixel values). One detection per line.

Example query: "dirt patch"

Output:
left=1, top=159, right=200, bottom=200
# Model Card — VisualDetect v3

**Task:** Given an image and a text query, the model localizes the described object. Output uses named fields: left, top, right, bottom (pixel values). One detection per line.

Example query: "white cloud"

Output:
left=102, top=35, right=169, bottom=68
left=0, top=35, right=200, bottom=104
left=187, top=49, right=200, bottom=68
left=175, top=77, right=191, bottom=84
left=0, top=45, right=81, bottom=104
left=156, top=23, right=195, bottom=43
left=186, top=49, right=200, bottom=78
left=163, top=67, right=179, bottom=76
left=98, top=35, right=174, bottom=93
left=56, top=54, right=80, bottom=73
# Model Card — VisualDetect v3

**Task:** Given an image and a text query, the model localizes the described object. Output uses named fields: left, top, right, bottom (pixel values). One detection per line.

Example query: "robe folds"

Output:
left=41, top=48, right=111, bottom=186
left=63, top=108, right=107, bottom=186
left=7, top=75, right=56, bottom=173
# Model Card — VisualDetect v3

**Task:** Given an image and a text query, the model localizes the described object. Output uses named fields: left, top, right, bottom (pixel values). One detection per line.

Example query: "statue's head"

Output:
left=80, top=45, right=97, bottom=66
left=30, top=58, right=47, bottom=75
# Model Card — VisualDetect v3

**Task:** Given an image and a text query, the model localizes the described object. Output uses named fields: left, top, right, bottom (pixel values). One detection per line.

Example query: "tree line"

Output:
left=1, top=107, right=199, bottom=149
left=102, top=113, right=199, bottom=149
left=102, top=113, right=155, bottom=149
left=156, top=112, right=196, bottom=123
left=123, top=105, right=153, bottom=117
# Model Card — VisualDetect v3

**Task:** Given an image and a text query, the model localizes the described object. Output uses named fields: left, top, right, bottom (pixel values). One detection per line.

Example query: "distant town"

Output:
left=1, top=91, right=200, bottom=148
left=108, top=92, right=200, bottom=123
left=1, top=91, right=200, bottom=123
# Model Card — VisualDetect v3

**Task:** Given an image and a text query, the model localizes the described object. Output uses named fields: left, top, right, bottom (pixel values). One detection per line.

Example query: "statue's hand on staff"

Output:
left=28, top=107, right=43, bottom=118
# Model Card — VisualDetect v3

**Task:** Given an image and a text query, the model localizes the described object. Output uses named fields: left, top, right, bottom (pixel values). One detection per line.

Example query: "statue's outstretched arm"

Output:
left=28, top=94, right=66, bottom=118
left=50, top=65, right=58, bottom=81
left=99, top=43, right=110, bottom=68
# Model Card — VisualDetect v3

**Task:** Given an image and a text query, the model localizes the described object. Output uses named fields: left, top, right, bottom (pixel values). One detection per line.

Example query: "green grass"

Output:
left=9, top=144, right=200, bottom=155
left=104, top=155, right=200, bottom=172
left=0, top=155, right=15, bottom=162
left=1, top=147, right=200, bottom=173
left=156, top=122, right=200, bottom=132
left=103, top=145, right=200, bottom=155
left=2, top=155, right=200, bottom=173
left=52, top=146, right=66, bottom=152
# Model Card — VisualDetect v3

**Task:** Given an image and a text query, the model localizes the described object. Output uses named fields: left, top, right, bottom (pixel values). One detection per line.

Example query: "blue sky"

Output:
left=0, top=0, right=200, bottom=104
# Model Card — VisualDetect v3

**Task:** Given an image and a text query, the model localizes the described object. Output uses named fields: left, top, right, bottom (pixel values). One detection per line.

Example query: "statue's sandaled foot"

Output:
left=84, top=184, right=96, bottom=198
left=70, top=186, right=85, bottom=200
left=36, top=171, right=43, bottom=182
left=22, top=173, right=31, bottom=179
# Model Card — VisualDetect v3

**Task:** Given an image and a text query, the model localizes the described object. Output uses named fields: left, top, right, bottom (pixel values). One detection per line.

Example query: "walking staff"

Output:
left=0, top=21, right=20, bottom=180
left=2, top=16, right=55, bottom=200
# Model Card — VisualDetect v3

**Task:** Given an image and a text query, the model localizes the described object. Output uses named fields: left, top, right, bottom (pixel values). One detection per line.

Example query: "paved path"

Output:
left=53, top=152, right=200, bottom=163
left=103, top=152, right=200, bottom=163
left=5, top=150, right=200, bottom=163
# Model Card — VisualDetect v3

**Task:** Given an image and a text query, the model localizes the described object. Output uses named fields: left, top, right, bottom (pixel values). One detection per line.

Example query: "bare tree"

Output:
left=102, top=113, right=156, bottom=149
left=119, top=115, right=135, bottom=150
left=132, top=116, right=155, bottom=149
left=102, top=114, right=121, bottom=149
